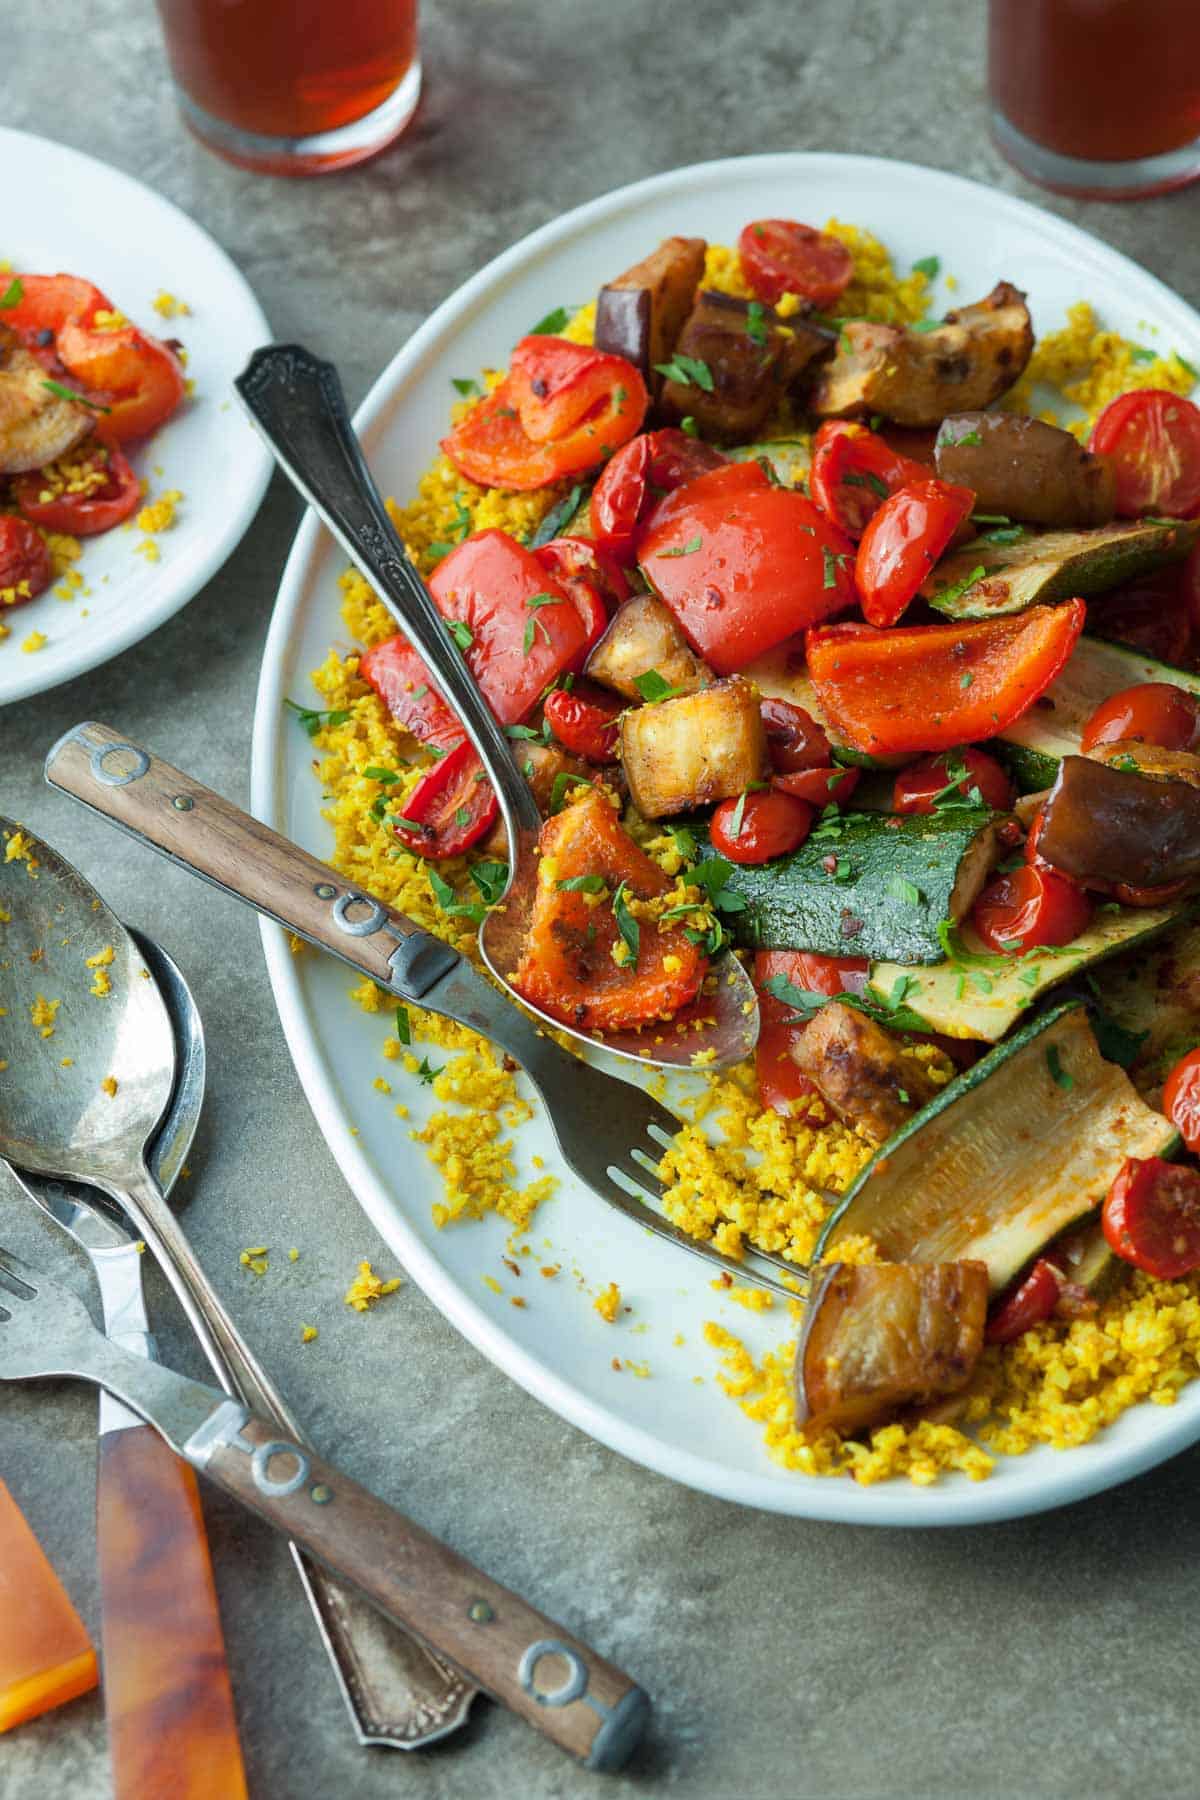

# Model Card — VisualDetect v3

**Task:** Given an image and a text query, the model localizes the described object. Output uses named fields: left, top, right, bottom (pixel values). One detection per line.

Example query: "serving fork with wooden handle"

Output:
left=0, top=1244, right=648, bottom=1771
left=44, top=720, right=799, bottom=1303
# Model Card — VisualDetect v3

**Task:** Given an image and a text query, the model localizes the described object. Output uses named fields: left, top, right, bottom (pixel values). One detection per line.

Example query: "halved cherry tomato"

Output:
left=808, top=421, right=930, bottom=540
left=442, top=339, right=647, bottom=490
left=985, top=1258, right=1063, bottom=1344
left=759, top=696, right=832, bottom=773
left=805, top=602, right=1087, bottom=757
left=13, top=439, right=140, bottom=536
left=773, top=766, right=861, bottom=807
left=543, top=681, right=623, bottom=763
left=737, top=219, right=854, bottom=310
left=358, top=636, right=462, bottom=749
left=391, top=738, right=498, bottom=860
left=970, top=863, right=1093, bottom=954
left=428, top=529, right=591, bottom=724
left=1163, top=1048, right=1200, bottom=1153
left=855, top=478, right=976, bottom=628
left=55, top=318, right=185, bottom=444
left=0, top=515, right=52, bottom=603
left=892, top=748, right=1015, bottom=815
left=752, top=949, right=868, bottom=1118
left=1103, top=1155, right=1200, bottom=1278
left=1089, top=389, right=1200, bottom=518
left=1087, top=563, right=1195, bottom=666
left=1080, top=681, right=1200, bottom=752
left=532, top=538, right=619, bottom=662
left=589, top=429, right=724, bottom=563
left=2, top=273, right=110, bottom=338
left=710, top=789, right=814, bottom=864
left=639, top=465, right=856, bottom=674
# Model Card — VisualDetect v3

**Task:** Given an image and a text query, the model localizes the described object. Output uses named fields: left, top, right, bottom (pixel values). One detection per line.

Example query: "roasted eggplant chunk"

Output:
left=620, top=677, right=767, bottom=819
left=1038, top=751, right=1200, bottom=892
left=0, top=323, right=92, bottom=474
left=594, top=236, right=707, bottom=391
left=794, top=1261, right=989, bottom=1439
left=585, top=592, right=713, bottom=701
left=659, top=290, right=834, bottom=443
left=935, top=411, right=1116, bottom=528
left=811, top=282, right=1034, bottom=427
left=790, top=1000, right=940, bottom=1144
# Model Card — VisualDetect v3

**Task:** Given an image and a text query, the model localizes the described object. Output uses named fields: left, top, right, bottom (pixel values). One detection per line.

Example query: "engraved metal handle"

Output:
left=235, top=343, right=542, bottom=852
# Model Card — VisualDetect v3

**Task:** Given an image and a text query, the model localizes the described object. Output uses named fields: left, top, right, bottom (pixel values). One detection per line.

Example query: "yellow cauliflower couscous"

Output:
left=297, top=227, right=1200, bottom=1487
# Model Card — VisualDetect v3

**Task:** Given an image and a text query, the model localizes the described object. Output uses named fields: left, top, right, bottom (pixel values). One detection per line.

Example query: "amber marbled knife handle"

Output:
left=96, top=1425, right=247, bottom=1799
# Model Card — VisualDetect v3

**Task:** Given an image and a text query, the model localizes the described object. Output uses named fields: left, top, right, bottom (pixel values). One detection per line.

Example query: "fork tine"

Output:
left=0, top=1248, right=39, bottom=1298
left=598, top=1163, right=802, bottom=1303
left=625, top=1134, right=811, bottom=1286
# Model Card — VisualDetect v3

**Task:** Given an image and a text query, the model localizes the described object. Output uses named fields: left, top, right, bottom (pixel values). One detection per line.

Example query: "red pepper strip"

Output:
left=358, top=635, right=463, bottom=749
left=638, top=463, right=856, bottom=675
left=543, top=682, right=623, bottom=763
left=804, top=601, right=1086, bottom=757
left=428, top=529, right=591, bottom=724
left=391, top=739, right=497, bottom=861
left=985, top=1258, right=1063, bottom=1344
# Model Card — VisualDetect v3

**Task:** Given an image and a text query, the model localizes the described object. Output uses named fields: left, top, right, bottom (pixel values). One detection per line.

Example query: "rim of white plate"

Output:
left=251, top=152, right=1200, bottom=1526
left=0, top=127, right=273, bottom=705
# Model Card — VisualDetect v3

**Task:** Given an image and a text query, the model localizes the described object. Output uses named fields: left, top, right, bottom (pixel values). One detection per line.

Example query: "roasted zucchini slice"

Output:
left=924, top=518, right=1200, bottom=621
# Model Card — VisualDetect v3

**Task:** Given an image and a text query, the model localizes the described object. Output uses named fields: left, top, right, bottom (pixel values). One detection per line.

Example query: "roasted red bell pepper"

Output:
left=638, top=463, right=857, bottom=675
left=358, top=635, right=463, bottom=749
left=532, top=536, right=623, bottom=662
left=805, top=601, right=1086, bottom=757
left=391, top=739, right=497, bottom=860
left=428, top=529, right=592, bottom=724
left=590, top=429, right=725, bottom=562
left=808, top=420, right=930, bottom=540
left=511, top=787, right=705, bottom=1031
left=441, top=338, right=647, bottom=490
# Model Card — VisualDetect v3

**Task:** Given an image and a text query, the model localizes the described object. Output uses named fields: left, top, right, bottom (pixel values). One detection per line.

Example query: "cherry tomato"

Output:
left=737, top=219, right=854, bottom=310
left=0, top=515, right=52, bottom=603
left=752, top=949, right=868, bottom=1118
left=56, top=318, right=186, bottom=444
left=1087, top=564, right=1194, bottom=667
left=543, top=682, right=623, bottom=763
left=855, top=478, right=976, bottom=628
left=590, top=430, right=726, bottom=563
left=985, top=1258, right=1063, bottom=1344
left=1103, top=1156, right=1200, bottom=1279
left=1089, top=389, right=1200, bottom=518
left=358, top=635, right=462, bottom=750
left=1080, top=681, right=1200, bottom=752
left=532, top=538, right=620, bottom=662
left=760, top=697, right=832, bottom=773
left=391, top=739, right=497, bottom=860
left=970, top=863, right=1094, bottom=954
left=710, top=788, right=815, bottom=864
left=808, top=420, right=930, bottom=540
left=892, top=749, right=1015, bottom=815
left=1163, top=1049, right=1200, bottom=1152
left=772, top=766, right=861, bottom=807
left=13, top=439, right=140, bottom=536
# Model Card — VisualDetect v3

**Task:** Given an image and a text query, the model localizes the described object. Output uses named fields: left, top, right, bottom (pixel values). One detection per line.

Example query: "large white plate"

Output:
left=252, top=154, right=1200, bottom=1525
left=1, top=128, right=272, bottom=704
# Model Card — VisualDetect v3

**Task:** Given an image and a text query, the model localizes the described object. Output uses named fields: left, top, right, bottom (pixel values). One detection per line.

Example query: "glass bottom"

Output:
left=990, top=107, right=1200, bottom=200
left=175, top=58, right=422, bottom=176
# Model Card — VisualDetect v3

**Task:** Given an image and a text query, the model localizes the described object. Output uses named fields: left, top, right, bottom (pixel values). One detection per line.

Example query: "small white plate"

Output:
left=253, top=153, right=1200, bottom=1525
left=0, top=127, right=272, bottom=704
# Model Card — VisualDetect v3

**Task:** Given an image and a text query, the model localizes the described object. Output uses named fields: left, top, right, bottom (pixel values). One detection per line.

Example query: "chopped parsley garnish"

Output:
left=446, top=619, right=474, bottom=653
left=1046, top=1045, right=1073, bottom=1091
left=945, top=428, right=982, bottom=448
left=41, top=377, right=110, bottom=413
left=911, top=319, right=943, bottom=334
left=505, top=723, right=541, bottom=740
left=611, top=881, right=640, bottom=961
left=529, top=483, right=585, bottom=548
left=1175, top=352, right=1199, bottom=381
left=548, top=770, right=592, bottom=813
left=970, top=513, right=1012, bottom=526
left=746, top=301, right=768, bottom=346
left=887, top=875, right=923, bottom=906
left=451, top=376, right=481, bottom=396
left=843, top=469, right=890, bottom=498
left=427, top=866, right=486, bottom=923
left=0, top=277, right=23, bottom=309
left=1128, top=344, right=1157, bottom=364
left=557, top=873, right=607, bottom=893
left=959, top=671, right=974, bottom=690
left=454, top=806, right=471, bottom=828
left=633, top=668, right=685, bottom=702
left=529, top=305, right=570, bottom=336
left=283, top=697, right=352, bottom=737
left=653, top=353, right=715, bottom=393
left=669, top=824, right=698, bottom=860
left=469, top=860, right=509, bottom=906
left=362, top=766, right=401, bottom=784
left=912, top=255, right=941, bottom=280
left=394, top=1006, right=412, bottom=1045
left=931, top=563, right=986, bottom=608
left=981, top=524, right=1025, bottom=545
left=725, top=791, right=749, bottom=840
left=688, top=855, right=748, bottom=914
left=656, top=534, right=702, bottom=559
left=428, top=496, right=473, bottom=561
left=821, top=544, right=839, bottom=590
left=680, top=415, right=699, bottom=437
left=416, top=1056, right=444, bottom=1086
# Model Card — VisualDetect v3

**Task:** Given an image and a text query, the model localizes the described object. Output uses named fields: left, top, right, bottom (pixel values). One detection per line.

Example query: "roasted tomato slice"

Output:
left=1080, top=681, right=1200, bottom=753
left=892, top=748, right=1015, bottom=814
left=391, top=739, right=497, bottom=861
left=985, top=1258, right=1063, bottom=1344
left=1089, top=388, right=1200, bottom=519
left=0, top=514, right=52, bottom=603
left=710, top=788, right=815, bottom=863
left=809, top=420, right=930, bottom=540
left=543, top=681, right=623, bottom=763
left=1163, top=1048, right=1200, bottom=1154
left=970, top=863, right=1093, bottom=954
left=759, top=696, right=833, bottom=773
left=1103, top=1156, right=1200, bottom=1279
left=737, top=219, right=854, bottom=309
left=13, top=438, right=140, bottom=536
left=855, top=478, right=975, bottom=628
left=55, top=318, right=185, bottom=444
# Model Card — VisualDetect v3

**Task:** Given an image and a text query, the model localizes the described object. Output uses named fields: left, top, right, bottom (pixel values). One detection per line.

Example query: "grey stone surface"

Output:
left=5, top=2, right=1200, bottom=1796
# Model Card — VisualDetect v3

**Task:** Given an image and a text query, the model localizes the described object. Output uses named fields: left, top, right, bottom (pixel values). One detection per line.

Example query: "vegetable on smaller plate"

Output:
left=710, top=787, right=814, bottom=865
left=805, top=601, right=1086, bottom=757
left=53, top=315, right=185, bottom=445
left=0, top=323, right=92, bottom=474
left=1079, top=681, right=1200, bottom=753
left=593, top=235, right=707, bottom=389
left=970, top=863, right=1094, bottom=955
left=13, top=438, right=140, bottom=536
left=510, top=786, right=706, bottom=1032
left=0, top=514, right=52, bottom=604
left=737, top=219, right=854, bottom=310
left=585, top=591, right=713, bottom=701
left=1089, top=388, right=1200, bottom=520
left=794, top=1261, right=989, bottom=1440
left=620, top=677, right=767, bottom=820
left=934, top=412, right=1116, bottom=528
left=1102, top=1157, right=1200, bottom=1279
left=808, top=419, right=929, bottom=540
left=892, top=748, right=1014, bottom=815
left=855, top=477, right=975, bottom=627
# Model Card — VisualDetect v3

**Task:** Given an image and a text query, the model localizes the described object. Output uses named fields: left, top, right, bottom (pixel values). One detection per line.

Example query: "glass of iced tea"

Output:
left=989, top=0, right=1200, bottom=199
left=153, top=0, right=421, bottom=176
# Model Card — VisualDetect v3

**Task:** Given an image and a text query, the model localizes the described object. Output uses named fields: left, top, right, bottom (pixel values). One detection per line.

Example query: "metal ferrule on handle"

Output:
left=235, top=343, right=542, bottom=859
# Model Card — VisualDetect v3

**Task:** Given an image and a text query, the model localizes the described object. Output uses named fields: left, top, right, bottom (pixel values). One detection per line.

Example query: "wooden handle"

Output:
left=196, top=1416, right=648, bottom=1771
left=96, top=1427, right=247, bottom=1799
left=43, top=721, right=460, bottom=1003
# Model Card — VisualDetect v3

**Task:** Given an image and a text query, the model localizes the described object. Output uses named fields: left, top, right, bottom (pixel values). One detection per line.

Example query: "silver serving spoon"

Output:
left=0, top=822, right=475, bottom=1747
left=235, top=343, right=759, bottom=1072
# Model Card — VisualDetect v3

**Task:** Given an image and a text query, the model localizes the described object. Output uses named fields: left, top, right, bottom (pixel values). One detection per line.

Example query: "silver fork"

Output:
left=45, top=720, right=803, bottom=1303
